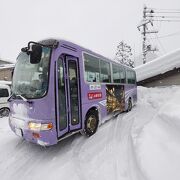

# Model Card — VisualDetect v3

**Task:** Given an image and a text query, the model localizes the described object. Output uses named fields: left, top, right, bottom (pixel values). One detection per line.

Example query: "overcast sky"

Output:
left=0, top=0, right=180, bottom=63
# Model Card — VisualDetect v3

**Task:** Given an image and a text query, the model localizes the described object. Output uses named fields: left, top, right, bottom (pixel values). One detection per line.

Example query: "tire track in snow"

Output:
left=71, top=109, right=146, bottom=180
left=111, top=109, right=147, bottom=180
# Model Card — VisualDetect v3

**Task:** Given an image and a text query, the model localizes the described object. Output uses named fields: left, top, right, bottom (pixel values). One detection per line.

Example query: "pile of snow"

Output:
left=135, top=48, right=180, bottom=82
left=0, top=80, right=12, bottom=86
left=0, top=86, right=180, bottom=180
left=133, top=86, right=180, bottom=180
left=0, top=64, right=15, bottom=70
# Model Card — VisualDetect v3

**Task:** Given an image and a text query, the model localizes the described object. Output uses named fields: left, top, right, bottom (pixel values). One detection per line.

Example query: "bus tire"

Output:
left=84, top=110, right=99, bottom=137
left=127, top=98, right=132, bottom=112
left=0, top=107, right=10, bottom=118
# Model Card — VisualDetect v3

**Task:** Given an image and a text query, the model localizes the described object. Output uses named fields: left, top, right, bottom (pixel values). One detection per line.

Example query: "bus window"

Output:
left=112, top=64, right=120, bottom=83
left=127, top=70, right=131, bottom=84
left=131, top=71, right=136, bottom=84
left=68, top=60, right=79, bottom=125
left=100, top=60, right=111, bottom=83
left=12, top=47, right=51, bottom=99
left=120, top=67, right=126, bottom=83
left=84, top=54, right=100, bottom=82
left=127, top=70, right=136, bottom=84
left=57, top=58, right=67, bottom=131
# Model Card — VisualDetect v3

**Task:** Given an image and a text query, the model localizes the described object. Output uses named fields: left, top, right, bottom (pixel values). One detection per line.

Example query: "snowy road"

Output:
left=1, top=86, right=180, bottom=180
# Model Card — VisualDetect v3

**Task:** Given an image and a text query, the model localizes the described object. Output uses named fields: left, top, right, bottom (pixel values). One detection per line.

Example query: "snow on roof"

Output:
left=135, top=48, right=180, bottom=82
left=0, top=80, right=11, bottom=85
left=0, top=59, right=13, bottom=64
left=0, top=64, right=15, bottom=70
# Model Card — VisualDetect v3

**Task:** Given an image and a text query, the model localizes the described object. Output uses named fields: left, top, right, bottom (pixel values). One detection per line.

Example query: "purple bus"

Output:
left=9, top=39, right=137, bottom=146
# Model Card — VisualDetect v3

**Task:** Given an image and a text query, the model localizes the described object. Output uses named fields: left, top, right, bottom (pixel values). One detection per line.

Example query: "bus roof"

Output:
left=39, top=38, right=135, bottom=71
left=59, top=39, right=134, bottom=71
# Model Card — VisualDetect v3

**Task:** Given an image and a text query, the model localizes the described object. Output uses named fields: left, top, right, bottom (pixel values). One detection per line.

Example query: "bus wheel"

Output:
left=84, top=110, right=98, bottom=137
left=127, top=99, right=132, bottom=112
left=0, top=108, right=10, bottom=118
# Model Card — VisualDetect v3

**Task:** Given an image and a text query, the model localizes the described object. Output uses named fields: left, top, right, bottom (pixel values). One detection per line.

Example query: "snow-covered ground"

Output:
left=1, top=86, right=180, bottom=180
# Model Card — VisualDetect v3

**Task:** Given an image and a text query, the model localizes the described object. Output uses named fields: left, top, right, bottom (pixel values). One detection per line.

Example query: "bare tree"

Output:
left=115, top=41, right=134, bottom=68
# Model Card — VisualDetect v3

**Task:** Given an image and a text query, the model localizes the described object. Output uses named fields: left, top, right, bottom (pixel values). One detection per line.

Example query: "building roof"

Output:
left=135, top=48, right=180, bottom=82
left=0, top=59, right=14, bottom=64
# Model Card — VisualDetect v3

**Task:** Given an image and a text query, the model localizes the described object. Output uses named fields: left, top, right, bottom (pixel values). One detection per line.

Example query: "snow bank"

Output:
left=134, top=86, right=180, bottom=180
left=135, top=48, right=180, bottom=82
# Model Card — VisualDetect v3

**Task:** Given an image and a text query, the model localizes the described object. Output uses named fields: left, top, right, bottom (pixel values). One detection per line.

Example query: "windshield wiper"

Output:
left=7, top=94, right=16, bottom=102
left=16, top=94, right=28, bottom=102
left=8, top=94, right=32, bottom=103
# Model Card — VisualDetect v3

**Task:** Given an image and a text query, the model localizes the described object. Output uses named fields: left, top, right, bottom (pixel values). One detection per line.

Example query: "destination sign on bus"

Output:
left=88, top=92, right=102, bottom=100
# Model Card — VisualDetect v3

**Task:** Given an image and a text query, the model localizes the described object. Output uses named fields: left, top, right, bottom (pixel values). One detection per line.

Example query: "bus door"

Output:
left=56, top=56, right=81, bottom=138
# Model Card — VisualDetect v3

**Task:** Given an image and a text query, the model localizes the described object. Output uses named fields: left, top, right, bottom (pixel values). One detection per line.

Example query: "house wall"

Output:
left=0, top=68, right=13, bottom=81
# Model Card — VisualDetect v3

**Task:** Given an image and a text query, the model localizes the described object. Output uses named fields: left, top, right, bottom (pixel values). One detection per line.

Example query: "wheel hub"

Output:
left=87, top=115, right=97, bottom=132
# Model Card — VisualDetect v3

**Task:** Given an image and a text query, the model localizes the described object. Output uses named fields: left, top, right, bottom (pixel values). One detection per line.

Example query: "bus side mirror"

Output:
left=30, top=45, right=42, bottom=64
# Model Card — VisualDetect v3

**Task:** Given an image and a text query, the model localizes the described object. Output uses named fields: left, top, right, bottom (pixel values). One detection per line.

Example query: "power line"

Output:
left=147, top=15, right=180, bottom=18
left=147, top=8, right=180, bottom=11
left=150, top=11, right=180, bottom=14
left=138, top=6, right=180, bottom=64
left=147, top=35, right=158, bottom=53
left=152, top=19, right=180, bottom=22
left=149, top=38, right=164, bottom=56
left=151, top=31, right=180, bottom=39
left=153, top=28, right=166, bottom=53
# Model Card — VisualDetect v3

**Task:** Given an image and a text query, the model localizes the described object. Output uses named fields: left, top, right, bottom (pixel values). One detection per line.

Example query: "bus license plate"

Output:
left=15, top=128, right=23, bottom=137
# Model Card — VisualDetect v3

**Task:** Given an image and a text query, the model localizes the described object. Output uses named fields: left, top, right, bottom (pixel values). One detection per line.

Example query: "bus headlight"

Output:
left=28, top=122, right=53, bottom=131
left=41, top=123, right=53, bottom=130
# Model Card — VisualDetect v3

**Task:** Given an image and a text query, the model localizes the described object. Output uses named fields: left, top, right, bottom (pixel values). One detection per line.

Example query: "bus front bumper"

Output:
left=9, top=116, right=58, bottom=146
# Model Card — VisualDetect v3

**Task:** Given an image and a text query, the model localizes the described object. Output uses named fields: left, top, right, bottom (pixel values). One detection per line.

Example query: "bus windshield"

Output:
left=12, top=47, right=51, bottom=99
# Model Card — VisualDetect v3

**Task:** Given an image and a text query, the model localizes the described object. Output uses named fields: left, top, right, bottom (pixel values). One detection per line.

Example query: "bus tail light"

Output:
left=28, top=122, right=53, bottom=131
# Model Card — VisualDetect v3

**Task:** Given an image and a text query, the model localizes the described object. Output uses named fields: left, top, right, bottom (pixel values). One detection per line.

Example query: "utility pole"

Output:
left=138, top=6, right=180, bottom=64
left=142, top=6, right=147, bottom=64
left=138, top=5, right=158, bottom=64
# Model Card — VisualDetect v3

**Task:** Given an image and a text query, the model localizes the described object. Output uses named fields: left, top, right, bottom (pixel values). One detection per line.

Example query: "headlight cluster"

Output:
left=28, top=122, right=53, bottom=131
